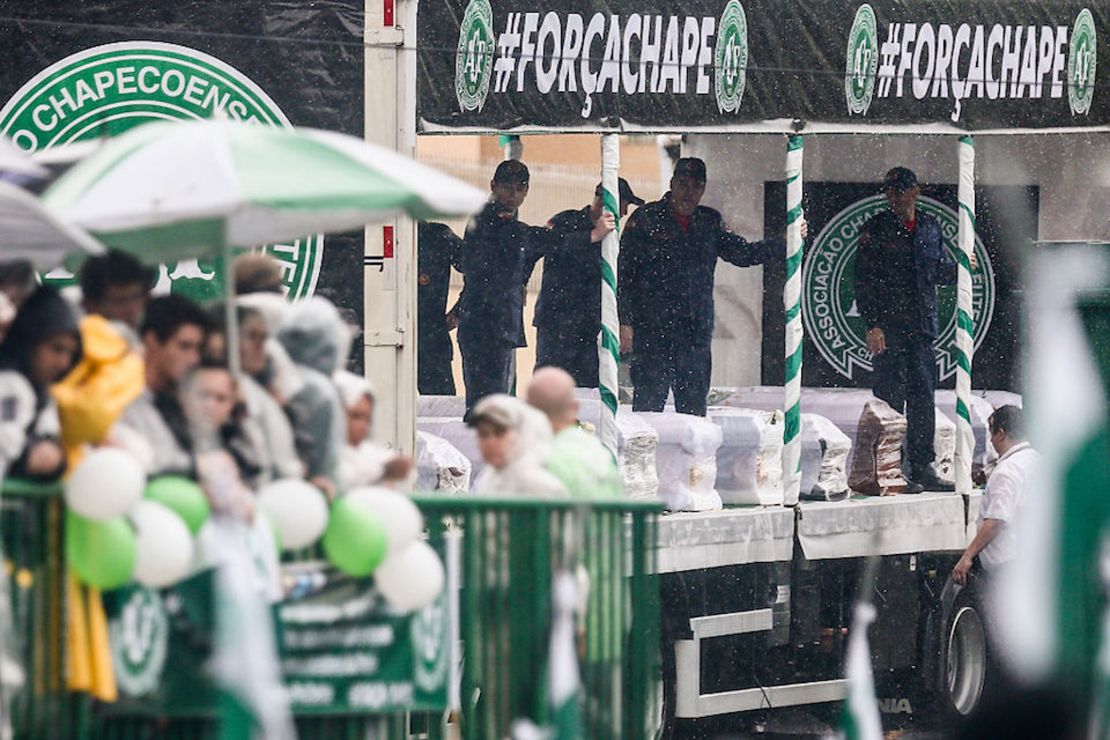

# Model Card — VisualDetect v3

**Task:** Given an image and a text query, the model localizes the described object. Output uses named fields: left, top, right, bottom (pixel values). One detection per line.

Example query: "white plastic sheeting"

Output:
left=654, top=508, right=794, bottom=573
left=616, top=408, right=659, bottom=500
left=706, top=407, right=784, bottom=507
left=415, top=430, right=472, bottom=493
left=638, top=413, right=723, bottom=512
left=799, top=414, right=851, bottom=502
left=415, top=417, right=483, bottom=488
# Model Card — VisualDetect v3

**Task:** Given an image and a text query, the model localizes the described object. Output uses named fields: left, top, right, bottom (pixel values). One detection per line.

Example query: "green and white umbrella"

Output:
left=41, top=118, right=486, bottom=261
left=0, top=180, right=103, bottom=269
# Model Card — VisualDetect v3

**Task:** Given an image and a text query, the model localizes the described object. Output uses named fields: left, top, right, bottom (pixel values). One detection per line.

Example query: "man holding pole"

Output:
left=534, top=178, right=643, bottom=388
left=618, top=157, right=801, bottom=416
left=855, top=166, right=974, bottom=492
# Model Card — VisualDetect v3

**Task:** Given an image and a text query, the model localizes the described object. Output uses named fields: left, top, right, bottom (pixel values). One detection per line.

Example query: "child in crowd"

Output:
left=334, top=370, right=412, bottom=489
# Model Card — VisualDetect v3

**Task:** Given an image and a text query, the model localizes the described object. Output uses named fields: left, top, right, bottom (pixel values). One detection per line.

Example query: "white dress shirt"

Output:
left=978, top=441, right=1039, bottom=570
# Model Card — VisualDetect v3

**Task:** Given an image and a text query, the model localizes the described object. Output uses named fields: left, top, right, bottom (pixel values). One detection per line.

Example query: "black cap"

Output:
left=493, top=159, right=530, bottom=185
left=672, top=157, right=707, bottom=183
left=884, top=166, right=919, bottom=192
left=595, top=177, right=645, bottom=208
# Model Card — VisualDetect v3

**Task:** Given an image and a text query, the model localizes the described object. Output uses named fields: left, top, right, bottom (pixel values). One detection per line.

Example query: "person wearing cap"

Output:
left=417, top=221, right=465, bottom=395
left=532, top=178, right=640, bottom=387
left=855, top=166, right=968, bottom=492
left=618, top=157, right=804, bottom=416
left=457, top=160, right=613, bottom=416
left=468, top=392, right=566, bottom=497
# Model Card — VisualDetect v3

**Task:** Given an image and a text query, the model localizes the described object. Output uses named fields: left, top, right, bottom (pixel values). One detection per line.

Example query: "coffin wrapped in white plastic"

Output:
left=638, top=412, right=723, bottom=512
left=707, top=407, right=784, bottom=506
left=417, top=395, right=466, bottom=420
left=616, top=408, right=659, bottom=500
left=800, top=413, right=851, bottom=502
left=416, top=417, right=483, bottom=489
left=848, top=398, right=910, bottom=495
left=573, top=387, right=604, bottom=432
left=931, top=408, right=956, bottom=487
left=415, top=430, right=472, bottom=493
left=936, top=390, right=1023, bottom=480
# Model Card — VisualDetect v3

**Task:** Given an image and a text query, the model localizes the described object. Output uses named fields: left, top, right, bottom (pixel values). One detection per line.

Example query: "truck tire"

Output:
left=941, top=583, right=988, bottom=718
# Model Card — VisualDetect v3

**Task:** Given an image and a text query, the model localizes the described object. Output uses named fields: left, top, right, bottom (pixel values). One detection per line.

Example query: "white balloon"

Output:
left=65, top=448, right=146, bottom=521
left=346, top=487, right=424, bottom=555
left=130, top=500, right=194, bottom=588
left=374, top=541, right=445, bottom=613
left=256, top=479, right=329, bottom=551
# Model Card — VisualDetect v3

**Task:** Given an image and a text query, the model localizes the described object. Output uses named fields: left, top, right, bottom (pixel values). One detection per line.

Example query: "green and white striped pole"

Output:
left=955, top=136, right=976, bottom=495
left=783, top=135, right=805, bottom=505
left=598, top=134, right=622, bottom=458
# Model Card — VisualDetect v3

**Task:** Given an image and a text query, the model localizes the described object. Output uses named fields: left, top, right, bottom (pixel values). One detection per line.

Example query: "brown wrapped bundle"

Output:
left=848, top=399, right=909, bottom=495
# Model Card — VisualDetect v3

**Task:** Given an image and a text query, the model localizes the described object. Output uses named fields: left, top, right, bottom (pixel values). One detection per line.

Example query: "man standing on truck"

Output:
left=618, top=157, right=802, bottom=416
left=416, top=221, right=464, bottom=396
left=457, top=160, right=612, bottom=416
left=953, top=405, right=1038, bottom=584
left=534, top=178, right=643, bottom=388
left=855, top=166, right=974, bottom=492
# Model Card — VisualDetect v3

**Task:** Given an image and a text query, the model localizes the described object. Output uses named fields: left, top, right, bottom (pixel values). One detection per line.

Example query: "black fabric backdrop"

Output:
left=0, top=1, right=365, bottom=366
left=419, top=0, right=1108, bottom=132
left=761, top=181, right=1036, bottom=391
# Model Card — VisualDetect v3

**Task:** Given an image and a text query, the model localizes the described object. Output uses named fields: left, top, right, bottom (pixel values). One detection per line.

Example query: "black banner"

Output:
left=419, top=0, right=1107, bottom=132
left=761, top=181, right=1035, bottom=391
left=0, top=1, right=365, bottom=362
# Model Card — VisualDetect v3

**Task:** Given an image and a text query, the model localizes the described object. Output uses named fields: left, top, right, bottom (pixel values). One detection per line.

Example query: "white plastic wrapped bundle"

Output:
left=848, top=398, right=910, bottom=495
left=638, top=412, right=723, bottom=512
left=415, top=430, right=472, bottom=493
left=417, top=395, right=467, bottom=420
left=574, top=387, right=604, bottom=433
left=416, top=417, right=483, bottom=489
left=800, top=413, right=851, bottom=502
left=707, top=407, right=784, bottom=506
left=931, top=408, right=956, bottom=487
left=616, top=408, right=659, bottom=500
left=936, top=390, right=1022, bottom=480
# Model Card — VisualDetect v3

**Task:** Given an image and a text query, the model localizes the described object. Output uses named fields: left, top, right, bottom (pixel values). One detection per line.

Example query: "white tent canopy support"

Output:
left=598, top=134, right=622, bottom=458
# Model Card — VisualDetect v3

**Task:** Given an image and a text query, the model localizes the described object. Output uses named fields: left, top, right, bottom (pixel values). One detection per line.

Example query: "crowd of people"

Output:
left=0, top=250, right=412, bottom=520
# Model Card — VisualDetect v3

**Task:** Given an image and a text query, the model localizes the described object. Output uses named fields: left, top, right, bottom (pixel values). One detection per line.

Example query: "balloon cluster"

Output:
left=65, top=449, right=207, bottom=590
left=65, top=450, right=445, bottom=613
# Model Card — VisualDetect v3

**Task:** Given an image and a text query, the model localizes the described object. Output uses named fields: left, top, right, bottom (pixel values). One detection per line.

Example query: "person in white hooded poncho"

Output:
left=333, top=369, right=413, bottom=490
left=469, top=394, right=566, bottom=497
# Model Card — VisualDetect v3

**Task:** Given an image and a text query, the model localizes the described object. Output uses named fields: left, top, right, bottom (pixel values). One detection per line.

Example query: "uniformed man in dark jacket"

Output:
left=619, top=157, right=800, bottom=416
left=416, top=221, right=464, bottom=395
left=855, top=166, right=969, bottom=492
left=534, top=178, right=643, bottom=388
left=457, top=160, right=613, bottom=415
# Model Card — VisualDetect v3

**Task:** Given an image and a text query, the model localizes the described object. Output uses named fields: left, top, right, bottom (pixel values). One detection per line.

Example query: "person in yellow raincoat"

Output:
left=51, top=251, right=154, bottom=702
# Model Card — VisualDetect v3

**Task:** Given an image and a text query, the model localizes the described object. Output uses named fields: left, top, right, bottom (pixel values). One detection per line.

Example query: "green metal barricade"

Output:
left=413, top=495, right=662, bottom=740
left=1, top=482, right=661, bottom=739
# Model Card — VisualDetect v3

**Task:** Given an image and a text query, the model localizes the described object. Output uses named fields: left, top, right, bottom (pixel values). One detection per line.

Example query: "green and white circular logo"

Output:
left=455, top=0, right=495, bottom=113
left=411, top=594, right=448, bottom=694
left=715, top=1, right=749, bottom=115
left=802, top=195, right=995, bottom=381
left=109, top=587, right=169, bottom=698
left=0, top=41, right=322, bottom=301
left=845, top=4, right=879, bottom=116
left=1068, top=8, right=1097, bottom=116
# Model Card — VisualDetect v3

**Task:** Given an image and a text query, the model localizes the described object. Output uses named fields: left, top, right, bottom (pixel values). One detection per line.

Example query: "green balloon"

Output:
left=66, top=511, right=136, bottom=590
left=145, top=476, right=210, bottom=536
left=323, top=498, right=389, bottom=577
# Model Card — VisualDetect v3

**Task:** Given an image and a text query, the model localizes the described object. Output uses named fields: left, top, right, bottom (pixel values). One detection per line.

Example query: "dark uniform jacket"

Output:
left=854, top=209, right=957, bottom=339
left=417, top=222, right=464, bottom=359
left=618, top=194, right=779, bottom=346
left=533, top=206, right=599, bottom=338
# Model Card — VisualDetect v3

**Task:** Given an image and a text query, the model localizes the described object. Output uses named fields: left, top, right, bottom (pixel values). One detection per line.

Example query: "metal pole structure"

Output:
left=598, top=134, right=622, bottom=458
left=783, top=135, right=805, bottom=506
left=955, top=136, right=976, bottom=495
left=363, top=0, right=417, bottom=452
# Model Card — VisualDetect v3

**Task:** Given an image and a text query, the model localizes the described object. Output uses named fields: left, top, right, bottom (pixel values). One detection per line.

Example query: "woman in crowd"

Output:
left=468, top=393, right=566, bottom=497
left=334, top=369, right=412, bottom=489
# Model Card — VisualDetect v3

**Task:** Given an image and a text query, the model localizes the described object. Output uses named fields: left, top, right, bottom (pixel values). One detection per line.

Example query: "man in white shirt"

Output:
left=953, top=405, right=1038, bottom=584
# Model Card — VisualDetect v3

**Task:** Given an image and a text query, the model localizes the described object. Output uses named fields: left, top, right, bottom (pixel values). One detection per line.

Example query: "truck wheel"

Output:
left=943, top=587, right=988, bottom=717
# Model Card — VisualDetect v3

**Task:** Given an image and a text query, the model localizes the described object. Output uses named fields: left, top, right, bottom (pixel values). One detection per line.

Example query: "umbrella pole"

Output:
left=224, top=246, right=241, bottom=378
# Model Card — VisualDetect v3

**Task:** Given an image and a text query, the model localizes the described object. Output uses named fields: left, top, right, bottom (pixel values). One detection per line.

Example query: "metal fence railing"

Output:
left=2, top=483, right=662, bottom=739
